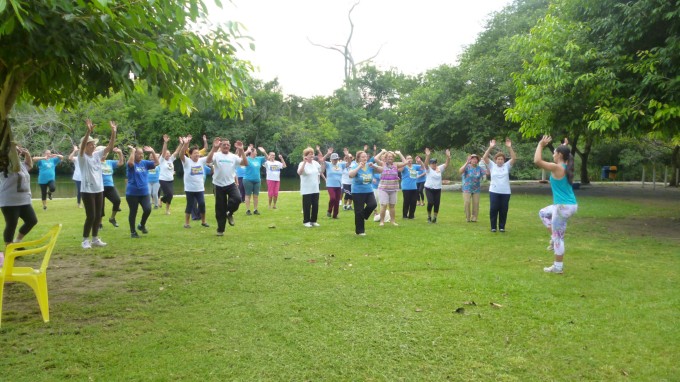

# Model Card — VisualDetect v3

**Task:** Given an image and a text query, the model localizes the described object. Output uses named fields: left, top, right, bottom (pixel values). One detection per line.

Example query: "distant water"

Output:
left=29, top=176, right=302, bottom=199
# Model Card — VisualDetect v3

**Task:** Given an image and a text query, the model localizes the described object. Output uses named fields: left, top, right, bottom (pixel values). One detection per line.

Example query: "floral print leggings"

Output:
left=539, top=204, right=578, bottom=256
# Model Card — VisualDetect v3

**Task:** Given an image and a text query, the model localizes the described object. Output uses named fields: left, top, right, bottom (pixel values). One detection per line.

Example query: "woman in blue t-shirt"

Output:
left=101, top=147, right=125, bottom=228
left=243, top=145, right=267, bottom=215
left=32, top=150, right=63, bottom=210
left=125, top=145, right=159, bottom=238
left=400, top=154, right=423, bottom=220
left=348, top=150, right=382, bottom=236
left=534, top=136, right=578, bottom=274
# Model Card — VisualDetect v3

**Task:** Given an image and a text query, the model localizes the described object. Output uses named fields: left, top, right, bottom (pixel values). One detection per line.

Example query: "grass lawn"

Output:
left=1, top=189, right=679, bottom=381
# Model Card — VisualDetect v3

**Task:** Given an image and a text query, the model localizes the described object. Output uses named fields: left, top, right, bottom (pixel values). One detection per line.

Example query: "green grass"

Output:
left=1, top=190, right=679, bottom=381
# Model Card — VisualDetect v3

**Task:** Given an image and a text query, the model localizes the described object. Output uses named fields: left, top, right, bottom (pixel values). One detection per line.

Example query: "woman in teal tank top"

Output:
left=534, top=136, right=578, bottom=274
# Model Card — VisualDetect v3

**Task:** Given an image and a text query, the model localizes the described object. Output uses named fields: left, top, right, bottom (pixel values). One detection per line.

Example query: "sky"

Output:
left=211, top=0, right=512, bottom=98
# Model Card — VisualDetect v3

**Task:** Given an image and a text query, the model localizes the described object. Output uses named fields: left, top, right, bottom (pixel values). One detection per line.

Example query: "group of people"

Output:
left=1, top=121, right=578, bottom=273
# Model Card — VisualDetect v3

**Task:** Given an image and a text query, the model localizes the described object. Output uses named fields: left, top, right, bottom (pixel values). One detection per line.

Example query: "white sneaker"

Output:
left=303, top=222, right=313, bottom=228
left=91, top=238, right=107, bottom=247
left=82, top=239, right=92, bottom=249
left=544, top=265, right=563, bottom=274
left=311, top=222, right=320, bottom=227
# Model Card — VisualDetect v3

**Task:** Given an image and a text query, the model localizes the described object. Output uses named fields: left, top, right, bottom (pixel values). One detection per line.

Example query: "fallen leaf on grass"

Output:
left=415, top=308, right=423, bottom=312
left=159, top=287, right=164, bottom=291
left=490, top=302, right=503, bottom=308
left=455, top=307, right=465, bottom=314
left=463, top=301, right=477, bottom=306
left=621, top=370, right=629, bottom=377
left=307, top=259, right=317, bottom=263
left=268, top=225, right=276, bottom=229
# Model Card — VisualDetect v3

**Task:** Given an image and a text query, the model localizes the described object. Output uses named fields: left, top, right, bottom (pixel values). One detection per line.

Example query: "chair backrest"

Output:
left=1, top=224, right=62, bottom=274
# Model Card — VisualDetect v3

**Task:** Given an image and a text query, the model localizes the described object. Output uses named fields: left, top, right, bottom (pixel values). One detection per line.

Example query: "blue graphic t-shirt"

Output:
left=325, top=161, right=345, bottom=188
left=102, top=160, right=119, bottom=187
left=401, top=165, right=421, bottom=190
left=147, top=166, right=160, bottom=183
left=126, top=160, right=156, bottom=196
left=244, top=156, right=265, bottom=181
left=351, top=163, right=374, bottom=194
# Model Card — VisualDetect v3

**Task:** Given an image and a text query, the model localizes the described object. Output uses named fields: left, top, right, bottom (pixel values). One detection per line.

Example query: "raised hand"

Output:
left=113, top=147, right=122, bottom=154
left=505, top=137, right=512, bottom=147
left=109, top=120, right=118, bottom=133
left=424, top=148, right=430, bottom=156
left=445, top=149, right=451, bottom=157
left=143, top=146, right=154, bottom=153
left=489, top=139, right=496, bottom=148
left=86, top=118, right=94, bottom=133
left=212, top=137, right=221, bottom=149
left=234, top=140, right=244, bottom=150
left=327, top=147, right=333, bottom=154
left=363, top=144, right=369, bottom=151
left=562, top=137, right=569, bottom=146
left=539, top=135, right=552, bottom=147
left=163, top=134, right=170, bottom=143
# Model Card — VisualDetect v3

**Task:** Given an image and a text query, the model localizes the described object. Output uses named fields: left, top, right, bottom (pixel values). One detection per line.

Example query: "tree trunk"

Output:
left=577, top=135, right=593, bottom=185
left=1, top=69, right=24, bottom=173
left=671, top=145, right=679, bottom=187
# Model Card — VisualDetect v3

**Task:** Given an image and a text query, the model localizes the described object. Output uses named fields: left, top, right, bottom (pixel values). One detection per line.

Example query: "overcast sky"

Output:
left=212, top=0, right=512, bottom=97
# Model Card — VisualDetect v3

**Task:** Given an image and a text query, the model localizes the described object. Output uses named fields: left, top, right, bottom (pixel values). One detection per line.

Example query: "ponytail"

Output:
left=556, top=145, right=574, bottom=184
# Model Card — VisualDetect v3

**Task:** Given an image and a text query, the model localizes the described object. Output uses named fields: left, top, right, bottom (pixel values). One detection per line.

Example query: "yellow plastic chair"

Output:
left=0, top=224, right=62, bottom=327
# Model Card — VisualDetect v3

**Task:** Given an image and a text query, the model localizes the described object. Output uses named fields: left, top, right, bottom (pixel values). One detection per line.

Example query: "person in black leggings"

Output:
left=1, top=145, right=38, bottom=249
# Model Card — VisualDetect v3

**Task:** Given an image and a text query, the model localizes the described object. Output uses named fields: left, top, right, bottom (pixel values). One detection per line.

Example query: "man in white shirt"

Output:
left=207, top=137, right=248, bottom=236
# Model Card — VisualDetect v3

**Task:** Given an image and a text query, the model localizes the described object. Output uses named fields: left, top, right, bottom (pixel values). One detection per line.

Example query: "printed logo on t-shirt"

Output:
left=148, top=168, right=157, bottom=174
left=102, top=165, right=113, bottom=175
left=333, top=165, right=340, bottom=171
left=136, top=166, right=147, bottom=173
left=190, top=166, right=204, bottom=176
left=270, top=165, right=280, bottom=171
left=361, top=173, right=372, bottom=184
left=409, top=169, right=417, bottom=178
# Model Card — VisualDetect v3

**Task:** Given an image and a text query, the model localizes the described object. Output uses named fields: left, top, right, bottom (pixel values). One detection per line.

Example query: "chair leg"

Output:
left=0, top=281, right=5, bottom=328
left=36, top=275, right=50, bottom=323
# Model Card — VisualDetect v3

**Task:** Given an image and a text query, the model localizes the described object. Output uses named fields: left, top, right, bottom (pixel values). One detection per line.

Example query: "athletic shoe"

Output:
left=91, top=238, right=107, bottom=247
left=427, top=216, right=432, bottom=223
left=82, top=239, right=91, bottom=249
left=216, top=231, right=224, bottom=237
left=47, top=191, right=52, bottom=200
left=227, top=213, right=235, bottom=226
left=544, top=265, right=563, bottom=274
left=153, top=205, right=158, bottom=209
left=348, top=206, right=353, bottom=211
left=304, top=222, right=313, bottom=228
left=491, top=229, right=497, bottom=233
left=183, top=224, right=191, bottom=228
left=356, top=233, right=366, bottom=236
left=201, top=223, right=210, bottom=227
left=131, top=232, right=140, bottom=238
left=432, top=217, right=437, bottom=224
left=109, top=218, right=119, bottom=227
left=43, top=206, right=47, bottom=210
left=99, top=223, right=103, bottom=230
left=246, top=210, right=252, bottom=216
left=327, top=212, right=331, bottom=218
left=499, top=228, right=505, bottom=233
left=311, top=222, right=320, bottom=227
left=137, top=224, right=148, bottom=234
left=253, top=210, right=260, bottom=215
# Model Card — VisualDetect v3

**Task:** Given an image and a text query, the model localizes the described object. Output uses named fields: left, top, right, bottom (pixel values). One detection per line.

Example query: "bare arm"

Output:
left=144, top=146, right=159, bottom=166
left=534, top=135, right=562, bottom=173
left=80, top=119, right=94, bottom=156
left=68, top=145, right=79, bottom=161
left=113, top=147, right=125, bottom=166
left=206, top=137, right=221, bottom=164
left=279, top=154, right=287, bottom=168
left=161, top=134, right=169, bottom=158
left=102, top=121, right=117, bottom=159
left=482, top=139, right=495, bottom=166
left=444, top=149, right=451, bottom=169
left=506, top=138, right=517, bottom=166
left=19, top=147, right=33, bottom=167
left=459, top=155, right=471, bottom=174
left=127, top=145, right=136, bottom=168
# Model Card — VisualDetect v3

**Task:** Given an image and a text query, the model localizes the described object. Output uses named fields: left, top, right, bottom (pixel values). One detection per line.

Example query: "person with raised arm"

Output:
left=78, top=119, right=116, bottom=249
left=32, top=149, right=64, bottom=210
left=242, top=144, right=267, bottom=215
left=297, top=147, right=325, bottom=227
left=422, top=148, right=451, bottom=223
left=348, top=150, right=382, bottom=236
left=101, top=146, right=125, bottom=228
left=179, top=136, right=210, bottom=228
left=319, top=147, right=344, bottom=219
left=68, top=145, right=83, bottom=208
left=415, top=155, right=427, bottom=206
left=458, top=153, right=486, bottom=223
left=534, top=136, right=578, bottom=274
left=341, top=148, right=354, bottom=211
left=263, top=148, right=287, bottom=209
left=373, top=148, right=408, bottom=226
left=125, top=144, right=159, bottom=238
left=158, top=134, right=181, bottom=215
left=1, top=145, right=38, bottom=252
left=207, top=137, right=247, bottom=236
left=482, top=138, right=516, bottom=233
left=400, top=152, right=423, bottom=220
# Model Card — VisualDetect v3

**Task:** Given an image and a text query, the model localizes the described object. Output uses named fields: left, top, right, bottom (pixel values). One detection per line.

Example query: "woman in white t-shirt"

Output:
left=158, top=134, right=181, bottom=215
left=482, top=138, right=517, bottom=233
left=78, top=119, right=117, bottom=249
left=178, top=136, right=209, bottom=228
left=264, top=150, right=287, bottom=209
left=68, top=145, right=83, bottom=208
left=422, top=148, right=451, bottom=224
left=297, top=147, right=325, bottom=227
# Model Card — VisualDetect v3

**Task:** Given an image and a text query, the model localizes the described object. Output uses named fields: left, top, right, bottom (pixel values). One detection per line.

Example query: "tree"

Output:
left=0, top=0, right=254, bottom=173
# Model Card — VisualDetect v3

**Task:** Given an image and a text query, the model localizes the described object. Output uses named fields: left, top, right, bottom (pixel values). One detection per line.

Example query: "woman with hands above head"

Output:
left=179, top=136, right=210, bottom=229
left=341, top=148, right=354, bottom=211
left=422, top=148, right=451, bottom=223
left=401, top=152, right=423, bottom=220
left=264, top=148, right=287, bottom=210
left=534, top=136, right=578, bottom=274
left=373, top=148, right=408, bottom=226
left=459, top=153, right=486, bottom=223
left=78, top=119, right=117, bottom=249
left=158, top=134, right=181, bottom=215
left=320, top=147, right=345, bottom=219
left=243, top=144, right=267, bottom=216
left=69, top=145, right=83, bottom=208
left=297, top=147, right=325, bottom=227
left=348, top=150, right=382, bottom=236
left=32, top=148, right=64, bottom=210
left=125, top=144, right=159, bottom=238
left=482, top=138, right=516, bottom=233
